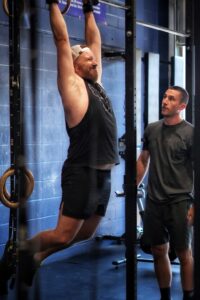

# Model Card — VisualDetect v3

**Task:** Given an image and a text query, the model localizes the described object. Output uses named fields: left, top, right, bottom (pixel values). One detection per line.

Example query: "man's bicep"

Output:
left=57, top=42, right=75, bottom=79
left=138, top=150, right=150, bottom=167
left=137, top=150, right=150, bottom=185
left=56, top=43, right=79, bottom=103
left=90, top=43, right=102, bottom=82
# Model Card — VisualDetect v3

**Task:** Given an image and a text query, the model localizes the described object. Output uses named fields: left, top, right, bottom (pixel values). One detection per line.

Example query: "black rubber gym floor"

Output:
left=3, top=239, right=182, bottom=300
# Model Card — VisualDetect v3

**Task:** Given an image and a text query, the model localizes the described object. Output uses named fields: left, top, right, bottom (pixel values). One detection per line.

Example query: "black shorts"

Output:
left=143, top=197, right=193, bottom=250
left=60, top=164, right=111, bottom=219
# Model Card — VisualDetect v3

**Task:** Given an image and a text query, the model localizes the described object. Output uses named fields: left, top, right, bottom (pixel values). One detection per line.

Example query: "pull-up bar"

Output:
left=99, top=0, right=190, bottom=38
left=136, top=20, right=190, bottom=38
left=2, top=0, right=190, bottom=38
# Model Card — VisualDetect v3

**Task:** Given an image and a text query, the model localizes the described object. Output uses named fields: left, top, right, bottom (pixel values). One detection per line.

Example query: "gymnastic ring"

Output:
left=2, top=0, right=9, bottom=16
left=2, top=0, right=24, bottom=17
left=58, top=0, right=71, bottom=15
left=0, top=167, right=34, bottom=209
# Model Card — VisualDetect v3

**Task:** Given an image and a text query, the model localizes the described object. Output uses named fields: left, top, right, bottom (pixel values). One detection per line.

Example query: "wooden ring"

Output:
left=58, top=0, right=71, bottom=15
left=2, top=0, right=9, bottom=16
left=3, top=0, right=24, bottom=17
left=0, top=168, right=34, bottom=209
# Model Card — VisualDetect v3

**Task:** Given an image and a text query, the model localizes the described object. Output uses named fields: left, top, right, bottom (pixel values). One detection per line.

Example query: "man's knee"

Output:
left=54, top=228, right=77, bottom=246
left=151, top=243, right=169, bottom=258
left=176, top=248, right=193, bottom=265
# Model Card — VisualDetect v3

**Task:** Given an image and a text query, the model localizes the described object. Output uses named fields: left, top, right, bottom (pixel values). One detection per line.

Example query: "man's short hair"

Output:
left=168, top=86, right=189, bottom=104
left=71, top=44, right=90, bottom=62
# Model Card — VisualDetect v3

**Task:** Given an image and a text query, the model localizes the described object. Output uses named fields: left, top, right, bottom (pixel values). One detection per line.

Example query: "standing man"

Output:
left=137, top=86, right=194, bottom=300
left=12, top=0, right=118, bottom=286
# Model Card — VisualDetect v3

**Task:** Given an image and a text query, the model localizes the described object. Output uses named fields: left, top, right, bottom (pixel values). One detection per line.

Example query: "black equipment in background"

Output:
left=112, top=183, right=178, bottom=267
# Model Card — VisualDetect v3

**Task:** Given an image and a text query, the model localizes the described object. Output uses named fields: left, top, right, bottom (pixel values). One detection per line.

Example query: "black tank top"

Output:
left=65, top=80, right=119, bottom=167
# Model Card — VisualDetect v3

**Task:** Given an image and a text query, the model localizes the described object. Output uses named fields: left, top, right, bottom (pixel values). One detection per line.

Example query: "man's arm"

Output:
left=137, top=150, right=150, bottom=186
left=49, top=4, right=75, bottom=83
left=49, top=3, right=87, bottom=125
left=84, top=5, right=102, bottom=82
left=187, top=205, right=194, bottom=226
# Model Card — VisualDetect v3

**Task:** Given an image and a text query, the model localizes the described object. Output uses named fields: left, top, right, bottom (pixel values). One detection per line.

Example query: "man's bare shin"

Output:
left=154, top=254, right=172, bottom=288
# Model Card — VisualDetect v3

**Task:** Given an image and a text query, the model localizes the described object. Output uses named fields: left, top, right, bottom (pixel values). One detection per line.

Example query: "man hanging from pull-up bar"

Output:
left=25, top=0, right=119, bottom=284
left=0, top=0, right=119, bottom=287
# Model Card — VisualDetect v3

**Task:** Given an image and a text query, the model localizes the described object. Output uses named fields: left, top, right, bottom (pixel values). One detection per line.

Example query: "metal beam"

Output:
left=193, top=0, right=200, bottom=298
left=136, top=19, right=190, bottom=38
left=125, top=0, right=137, bottom=299
left=99, top=0, right=190, bottom=38
left=185, top=0, right=195, bottom=123
left=99, top=0, right=129, bottom=9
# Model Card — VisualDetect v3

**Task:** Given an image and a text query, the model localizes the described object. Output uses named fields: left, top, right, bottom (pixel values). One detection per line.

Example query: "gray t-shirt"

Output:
left=143, top=119, right=194, bottom=203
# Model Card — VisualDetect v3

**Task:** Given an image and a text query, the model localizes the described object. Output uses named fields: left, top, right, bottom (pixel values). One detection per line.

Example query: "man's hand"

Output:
left=46, top=0, right=59, bottom=4
left=92, top=0, right=99, bottom=4
left=82, top=0, right=99, bottom=13
left=83, top=0, right=99, bottom=5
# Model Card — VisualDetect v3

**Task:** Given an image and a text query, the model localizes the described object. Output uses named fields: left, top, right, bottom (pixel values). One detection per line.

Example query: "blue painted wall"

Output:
left=0, top=0, right=168, bottom=256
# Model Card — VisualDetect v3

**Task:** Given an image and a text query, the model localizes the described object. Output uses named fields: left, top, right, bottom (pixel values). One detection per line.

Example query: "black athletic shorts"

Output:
left=143, top=197, right=193, bottom=250
left=60, top=163, right=111, bottom=219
